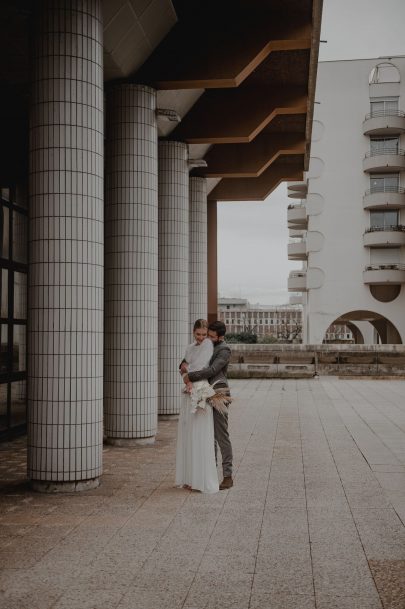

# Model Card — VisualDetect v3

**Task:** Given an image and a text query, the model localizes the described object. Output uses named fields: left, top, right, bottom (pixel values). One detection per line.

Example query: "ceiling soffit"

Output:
left=208, top=155, right=305, bottom=202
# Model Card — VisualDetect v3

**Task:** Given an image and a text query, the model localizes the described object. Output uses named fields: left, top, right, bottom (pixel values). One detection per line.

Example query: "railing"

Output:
left=365, top=263, right=405, bottom=271
left=364, top=224, right=405, bottom=233
left=287, top=203, right=306, bottom=210
left=365, top=148, right=405, bottom=158
left=289, top=271, right=307, bottom=278
left=365, top=186, right=405, bottom=195
left=364, top=109, right=405, bottom=120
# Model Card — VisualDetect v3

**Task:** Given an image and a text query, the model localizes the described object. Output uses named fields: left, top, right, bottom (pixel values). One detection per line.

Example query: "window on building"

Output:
left=0, top=187, right=28, bottom=440
left=370, top=174, right=400, bottom=193
left=370, top=210, right=399, bottom=229
left=370, top=97, right=399, bottom=117
left=369, top=63, right=400, bottom=84
left=370, top=137, right=399, bottom=156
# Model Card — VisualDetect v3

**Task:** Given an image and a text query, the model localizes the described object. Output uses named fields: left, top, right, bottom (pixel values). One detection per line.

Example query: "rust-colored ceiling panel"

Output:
left=171, top=86, right=307, bottom=143
left=137, top=19, right=312, bottom=89
left=208, top=155, right=305, bottom=201
left=199, top=133, right=305, bottom=178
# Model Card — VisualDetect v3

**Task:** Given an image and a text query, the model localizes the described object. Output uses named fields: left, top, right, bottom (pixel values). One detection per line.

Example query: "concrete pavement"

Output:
left=1, top=379, right=405, bottom=609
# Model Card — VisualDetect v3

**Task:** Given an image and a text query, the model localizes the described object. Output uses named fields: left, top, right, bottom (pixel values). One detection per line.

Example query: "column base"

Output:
left=31, top=477, right=100, bottom=493
left=105, top=436, right=156, bottom=447
left=158, top=414, right=179, bottom=421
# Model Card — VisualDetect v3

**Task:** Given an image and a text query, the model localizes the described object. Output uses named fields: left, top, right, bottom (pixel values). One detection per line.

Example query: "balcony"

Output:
left=363, top=110, right=405, bottom=136
left=289, top=294, right=303, bottom=305
left=363, top=263, right=405, bottom=284
left=288, top=271, right=307, bottom=291
left=288, top=239, right=307, bottom=260
left=287, top=203, right=308, bottom=229
left=363, top=148, right=405, bottom=173
left=363, top=225, right=405, bottom=248
left=287, top=181, right=307, bottom=199
left=363, top=186, right=405, bottom=210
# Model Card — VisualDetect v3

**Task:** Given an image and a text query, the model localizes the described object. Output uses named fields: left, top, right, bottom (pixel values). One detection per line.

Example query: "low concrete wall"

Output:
left=228, top=344, right=405, bottom=378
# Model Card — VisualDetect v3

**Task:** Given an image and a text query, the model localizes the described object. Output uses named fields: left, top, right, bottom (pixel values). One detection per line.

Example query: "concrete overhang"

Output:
left=196, top=132, right=305, bottom=178
left=208, top=155, right=304, bottom=202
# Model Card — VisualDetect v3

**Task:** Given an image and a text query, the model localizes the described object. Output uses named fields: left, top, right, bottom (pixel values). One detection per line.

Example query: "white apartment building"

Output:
left=288, top=57, right=405, bottom=345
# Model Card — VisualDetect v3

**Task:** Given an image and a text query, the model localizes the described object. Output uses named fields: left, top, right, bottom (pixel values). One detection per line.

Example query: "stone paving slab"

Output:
left=0, top=378, right=405, bottom=608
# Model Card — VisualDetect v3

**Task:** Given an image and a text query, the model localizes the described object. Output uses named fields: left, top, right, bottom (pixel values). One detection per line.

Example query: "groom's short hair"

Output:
left=209, top=320, right=226, bottom=337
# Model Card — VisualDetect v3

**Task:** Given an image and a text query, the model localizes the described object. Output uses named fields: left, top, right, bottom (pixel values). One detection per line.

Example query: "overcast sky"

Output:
left=217, top=0, right=405, bottom=305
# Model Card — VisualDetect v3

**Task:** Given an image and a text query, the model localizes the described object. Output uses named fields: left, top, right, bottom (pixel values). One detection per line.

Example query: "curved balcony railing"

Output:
left=365, top=263, right=405, bottom=271
left=365, top=148, right=405, bottom=159
left=289, top=271, right=307, bottom=278
left=364, top=224, right=405, bottom=234
left=364, top=109, right=405, bottom=120
left=287, top=203, right=305, bottom=210
left=365, top=186, right=405, bottom=195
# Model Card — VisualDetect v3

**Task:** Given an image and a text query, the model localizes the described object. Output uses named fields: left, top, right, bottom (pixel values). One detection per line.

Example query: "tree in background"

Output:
left=226, top=332, right=258, bottom=344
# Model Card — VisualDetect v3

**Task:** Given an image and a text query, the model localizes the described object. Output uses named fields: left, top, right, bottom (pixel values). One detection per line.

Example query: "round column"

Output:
left=28, top=0, right=104, bottom=491
left=189, top=177, right=208, bottom=334
left=104, top=85, right=158, bottom=444
left=158, top=141, right=189, bottom=416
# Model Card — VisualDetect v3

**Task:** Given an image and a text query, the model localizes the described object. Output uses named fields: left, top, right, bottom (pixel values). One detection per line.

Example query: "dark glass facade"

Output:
left=0, top=186, right=28, bottom=439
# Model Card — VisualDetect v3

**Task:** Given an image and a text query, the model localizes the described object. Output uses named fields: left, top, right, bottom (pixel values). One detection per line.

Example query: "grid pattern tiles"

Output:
left=104, top=85, right=158, bottom=440
left=189, top=177, right=208, bottom=333
left=28, top=0, right=104, bottom=483
left=158, top=141, right=189, bottom=415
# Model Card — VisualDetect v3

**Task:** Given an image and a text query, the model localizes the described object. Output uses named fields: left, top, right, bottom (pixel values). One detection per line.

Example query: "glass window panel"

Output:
left=370, top=211, right=398, bottom=228
left=0, top=324, right=8, bottom=373
left=12, top=212, right=27, bottom=264
left=0, top=383, right=7, bottom=432
left=14, top=272, right=27, bottom=319
left=10, top=381, right=26, bottom=428
left=370, top=211, right=384, bottom=227
left=1, top=188, right=10, bottom=201
left=1, top=270, right=7, bottom=318
left=12, top=325, right=26, bottom=372
left=370, top=175, right=399, bottom=192
left=1, top=205, right=9, bottom=258
left=370, top=137, right=399, bottom=154
left=385, top=211, right=399, bottom=227
left=14, top=184, right=28, bottom=209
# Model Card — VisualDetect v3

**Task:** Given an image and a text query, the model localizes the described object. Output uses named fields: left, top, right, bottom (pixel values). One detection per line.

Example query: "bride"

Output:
left=175, top=319, right=219, bottom=493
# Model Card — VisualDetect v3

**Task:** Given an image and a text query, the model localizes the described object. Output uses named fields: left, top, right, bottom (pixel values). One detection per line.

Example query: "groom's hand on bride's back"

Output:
left=179, top=361, right=189, bottom=374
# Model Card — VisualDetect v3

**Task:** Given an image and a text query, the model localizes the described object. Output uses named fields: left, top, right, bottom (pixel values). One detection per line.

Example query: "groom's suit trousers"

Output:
left=213, top=406, right=233, bottom=478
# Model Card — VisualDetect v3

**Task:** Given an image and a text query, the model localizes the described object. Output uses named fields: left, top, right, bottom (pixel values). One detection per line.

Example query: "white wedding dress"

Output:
left=175, top=338, right=219, bottom=494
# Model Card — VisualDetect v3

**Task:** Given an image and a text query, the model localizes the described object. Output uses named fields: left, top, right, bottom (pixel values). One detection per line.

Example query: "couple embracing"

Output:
left=175, top=320, right=233, bottom=494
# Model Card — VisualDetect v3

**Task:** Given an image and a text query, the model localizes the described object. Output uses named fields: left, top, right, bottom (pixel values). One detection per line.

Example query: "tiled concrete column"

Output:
left=28, top=0, right=104, bottom=491
left=158, top=141, right=189, bottom=416
left=207, top=199, right=218, bottom=324
left=189, top=177, right=208, bottom=333
left=104, top=85, right=158, bottom=444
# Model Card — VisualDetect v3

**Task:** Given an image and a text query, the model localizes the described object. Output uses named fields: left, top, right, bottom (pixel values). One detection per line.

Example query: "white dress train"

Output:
left=175, top=338, right=219, bottom=494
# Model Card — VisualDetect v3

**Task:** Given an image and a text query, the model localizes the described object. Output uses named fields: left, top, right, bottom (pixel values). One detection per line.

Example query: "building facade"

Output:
left=287, top=57, right=405, bottom=345
left=218, top=298, right=353, bottom=342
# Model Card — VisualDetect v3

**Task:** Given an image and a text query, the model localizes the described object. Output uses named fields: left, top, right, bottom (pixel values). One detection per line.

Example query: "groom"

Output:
left=183, top=320, right=234, bottom=490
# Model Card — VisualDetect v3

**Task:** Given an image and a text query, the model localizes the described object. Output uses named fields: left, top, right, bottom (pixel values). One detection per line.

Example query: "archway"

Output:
left=324, top=310, right=402, bottom=345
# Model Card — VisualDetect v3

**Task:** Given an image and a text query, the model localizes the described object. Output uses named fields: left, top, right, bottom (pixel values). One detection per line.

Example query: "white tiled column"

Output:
left=189, top=177, right=208, bottom=333
left=158, top=141, right=189, bottom=416
left=28, top=0, right=104, bottom=491
left=104, top=85, right=158, bottom=444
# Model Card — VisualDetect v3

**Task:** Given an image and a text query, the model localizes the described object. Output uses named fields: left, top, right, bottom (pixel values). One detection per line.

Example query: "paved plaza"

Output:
left=1, top=378, right=405, bottom=609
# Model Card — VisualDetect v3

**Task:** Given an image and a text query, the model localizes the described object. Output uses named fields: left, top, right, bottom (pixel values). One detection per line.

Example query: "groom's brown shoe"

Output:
left=219, top=476, right=233, bottom=490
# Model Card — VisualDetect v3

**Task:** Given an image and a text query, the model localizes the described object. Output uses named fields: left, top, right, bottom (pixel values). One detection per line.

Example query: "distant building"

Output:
left=218, top=298, right=353, bottom=343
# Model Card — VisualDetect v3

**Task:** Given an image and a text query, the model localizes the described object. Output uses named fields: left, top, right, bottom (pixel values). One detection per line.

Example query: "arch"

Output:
left=346, top=322, right=365, bottom=345
left=324, top=310, right=402, bottom=345
left=369, top=62, right=400, bottom=84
